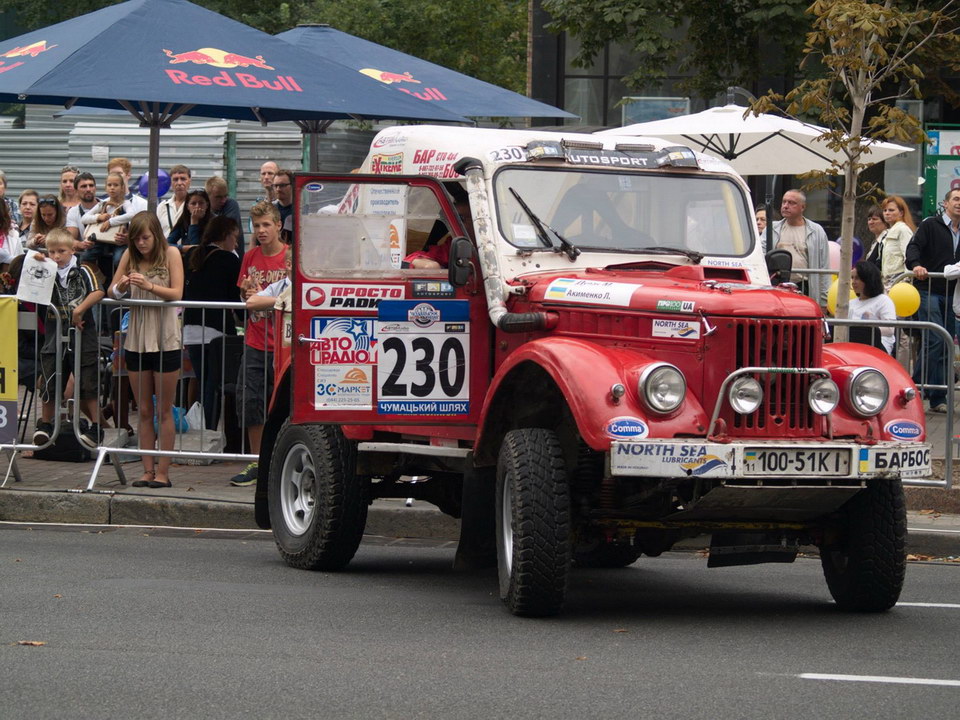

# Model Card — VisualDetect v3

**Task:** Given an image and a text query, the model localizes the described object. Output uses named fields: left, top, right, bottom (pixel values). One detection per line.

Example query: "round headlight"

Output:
left=848, top=368, right=888, bottom=417
left=808, top=377, right=840, bottom=415
left=728, top=377, right=763, bottom=414
left=639, top=364, right=685, bottom=413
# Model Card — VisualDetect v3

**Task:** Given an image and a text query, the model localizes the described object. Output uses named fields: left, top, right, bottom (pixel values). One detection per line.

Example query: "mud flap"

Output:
left=453, top=459, right=497, bottom=570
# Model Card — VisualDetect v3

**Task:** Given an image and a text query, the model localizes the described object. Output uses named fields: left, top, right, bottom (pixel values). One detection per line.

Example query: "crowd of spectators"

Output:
left=0, top=157, right=290, bottom=488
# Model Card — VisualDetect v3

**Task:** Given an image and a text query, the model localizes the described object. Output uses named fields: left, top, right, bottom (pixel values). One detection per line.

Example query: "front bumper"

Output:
left=609, top=439, right=931, bottom=481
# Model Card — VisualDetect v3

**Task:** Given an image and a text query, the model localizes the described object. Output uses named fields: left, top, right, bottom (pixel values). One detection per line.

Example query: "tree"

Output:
left=541, top=0, right=811, bottom=99
left=753, top=0, right=960, bottom=333
left=2, top=0, right=528, bottom=93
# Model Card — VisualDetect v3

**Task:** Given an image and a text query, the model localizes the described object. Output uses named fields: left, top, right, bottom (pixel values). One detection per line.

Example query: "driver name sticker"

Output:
left=545, top=278, right=637, bottom=307
left=376, top=301, right=470, bottom=415
left=314, top=365, right=373, bottom=410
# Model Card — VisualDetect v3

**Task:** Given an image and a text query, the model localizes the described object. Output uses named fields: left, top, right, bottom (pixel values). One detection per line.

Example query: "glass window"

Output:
left=564, top=77, right=604, bottom=126
left=495, top=168, right=753, bottom=256
left=564, top=35, right=603, bottom=75
left=298, top=181, right=451, bottom=277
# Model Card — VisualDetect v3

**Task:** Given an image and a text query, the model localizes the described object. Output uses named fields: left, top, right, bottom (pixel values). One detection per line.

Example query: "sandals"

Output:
left=131, top=470, right=155, bottom=487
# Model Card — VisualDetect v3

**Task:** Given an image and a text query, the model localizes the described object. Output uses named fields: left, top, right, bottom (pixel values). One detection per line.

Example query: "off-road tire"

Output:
left=820, top=479, right=906, bottom=612
left=496, top=428, right=571, bottom=617
left=268, top=422, right=368, bottom=571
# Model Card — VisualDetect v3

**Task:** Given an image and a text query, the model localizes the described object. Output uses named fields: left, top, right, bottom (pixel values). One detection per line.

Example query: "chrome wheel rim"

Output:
left=280, top=442, right=316, bottom=536
left=500, top=479, right=514, bottom=575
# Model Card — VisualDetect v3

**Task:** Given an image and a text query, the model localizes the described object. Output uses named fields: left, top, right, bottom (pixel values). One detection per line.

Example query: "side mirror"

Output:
left=765, top=249, right=793, bottom=285
left=448, top=236, right=476, bottom=287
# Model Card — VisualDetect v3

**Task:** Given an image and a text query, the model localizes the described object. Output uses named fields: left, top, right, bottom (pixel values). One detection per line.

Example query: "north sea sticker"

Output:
left=884, top=419, right=923, bottom=441
left=545, top=278, right=637, bottom=307
left=605, top=417, right=649, bottom=439
left=651, top=318, right=700, bottom=339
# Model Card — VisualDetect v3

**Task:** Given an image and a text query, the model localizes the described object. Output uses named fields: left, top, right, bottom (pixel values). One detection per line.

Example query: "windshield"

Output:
left=494, top=168, right=753, bottom=256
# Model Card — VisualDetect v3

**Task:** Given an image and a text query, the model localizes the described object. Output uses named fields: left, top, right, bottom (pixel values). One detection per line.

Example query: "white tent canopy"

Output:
left=599, top=104, right=912, bottom=175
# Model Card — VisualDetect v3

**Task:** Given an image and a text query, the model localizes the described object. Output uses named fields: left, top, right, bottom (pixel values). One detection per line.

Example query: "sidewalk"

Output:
left=1, top=436, right=959, bottom=558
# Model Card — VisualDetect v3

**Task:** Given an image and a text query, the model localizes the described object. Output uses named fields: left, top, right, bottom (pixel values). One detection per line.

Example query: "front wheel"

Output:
left=496, top=428, right=571, bottom=617
left=820, top=479, right=906, bottom=612
left=268, top=422, right=368, bottom=571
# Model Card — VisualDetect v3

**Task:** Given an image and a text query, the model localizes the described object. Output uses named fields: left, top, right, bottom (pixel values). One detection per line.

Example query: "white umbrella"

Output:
left=597, top=104, right=912, bottom=175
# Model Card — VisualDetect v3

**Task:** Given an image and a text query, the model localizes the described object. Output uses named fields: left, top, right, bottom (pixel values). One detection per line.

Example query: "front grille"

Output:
left=723, top=318, right=822, bottom=436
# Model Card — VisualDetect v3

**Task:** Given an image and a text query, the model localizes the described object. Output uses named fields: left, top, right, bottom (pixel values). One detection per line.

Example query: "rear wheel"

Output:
left=820, top=479, right=906, bottom=612
left=496, top=428, right=571, bottom=617
left=268, top=422, right=368, bottom=571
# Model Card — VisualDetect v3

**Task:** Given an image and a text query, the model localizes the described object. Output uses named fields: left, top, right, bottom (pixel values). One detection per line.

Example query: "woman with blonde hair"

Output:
left=58, top=165, right=80, bottom=209
left=110, top=211, right=184, bottom=489
left=880, top=194, right=916, bottom=289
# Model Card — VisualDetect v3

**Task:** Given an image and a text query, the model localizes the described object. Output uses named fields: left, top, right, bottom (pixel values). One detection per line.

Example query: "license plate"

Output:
left=743, top=448, right=850, bottom=476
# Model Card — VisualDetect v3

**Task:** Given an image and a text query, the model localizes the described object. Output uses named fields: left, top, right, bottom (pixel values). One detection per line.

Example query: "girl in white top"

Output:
left=849, top=260, right=896, bottom=354
left=879, top=195, right=916, bottom=289
left=0, top=197, right=22, bottom=267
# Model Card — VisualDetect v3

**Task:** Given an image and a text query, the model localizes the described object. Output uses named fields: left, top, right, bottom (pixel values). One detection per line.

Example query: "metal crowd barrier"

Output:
left=1, top=279, right=954, bottom=492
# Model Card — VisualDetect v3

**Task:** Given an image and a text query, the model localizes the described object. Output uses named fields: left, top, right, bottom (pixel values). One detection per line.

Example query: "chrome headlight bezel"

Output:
left=638, top=363, right=686, bottom=414
left=808, top=377, right=840, bottom=415
left=728, top=377, right=763, bottom=414
left=847, top=367, right=889, bottom=417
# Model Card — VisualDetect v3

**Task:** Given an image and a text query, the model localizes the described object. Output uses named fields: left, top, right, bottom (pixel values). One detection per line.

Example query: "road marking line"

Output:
left=897, top=602, right=960, bottom=609
left=798, top=673, right=960, bottom=687
left=908, top=528, right=960, bottom=535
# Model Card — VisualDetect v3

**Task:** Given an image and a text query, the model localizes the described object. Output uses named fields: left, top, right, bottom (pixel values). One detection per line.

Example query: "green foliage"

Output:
left=0, top=0, right=528, bottom=93
left=542, top=0, right=810, bottom=98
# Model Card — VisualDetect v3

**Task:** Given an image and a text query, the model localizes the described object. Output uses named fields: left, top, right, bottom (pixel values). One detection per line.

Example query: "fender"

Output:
left=822, top=343, right=926, bottom=441
left=475, top=337, right=710, bottom=456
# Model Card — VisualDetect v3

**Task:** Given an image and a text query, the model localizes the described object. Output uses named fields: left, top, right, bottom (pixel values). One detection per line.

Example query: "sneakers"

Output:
left=931, top=403, right=949, bottom=414
left=79, top=423, right=103, bottom=450
left=32, top=421, right=53, bottom=445
left=230, top=462, right=258, bottom=487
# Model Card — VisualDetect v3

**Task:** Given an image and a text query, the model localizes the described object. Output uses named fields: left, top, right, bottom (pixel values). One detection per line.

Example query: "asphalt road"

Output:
left=2, top=524, right=959, bottom=720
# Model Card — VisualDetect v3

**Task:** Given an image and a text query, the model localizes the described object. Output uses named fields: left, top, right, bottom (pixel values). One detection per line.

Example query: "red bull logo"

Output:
left=360, top=68, right=419, bottom=84
left=2, top=40, right=57, bottom=58
left=162, top=47, right=301, bottom=93
left=163, top=47, right=274, bottom=69
left=0, top=40, right=57, bottom=75
left=359, top=67, right=448, bottom=102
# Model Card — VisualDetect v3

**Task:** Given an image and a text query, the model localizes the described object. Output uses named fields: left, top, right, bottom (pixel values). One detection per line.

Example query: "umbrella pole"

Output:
left=296, top=120, right=335, bottom=172
left=147, top=122, right=160, bottom=212
left=765, top=175, right=776, bottom=253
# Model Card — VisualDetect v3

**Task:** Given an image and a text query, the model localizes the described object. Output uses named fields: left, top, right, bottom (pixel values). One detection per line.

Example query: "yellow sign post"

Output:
left=0, top=297, right=18, bottom=444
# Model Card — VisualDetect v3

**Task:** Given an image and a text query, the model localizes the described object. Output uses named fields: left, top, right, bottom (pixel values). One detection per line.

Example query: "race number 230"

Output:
left=379, top=335, right=468, bottom=400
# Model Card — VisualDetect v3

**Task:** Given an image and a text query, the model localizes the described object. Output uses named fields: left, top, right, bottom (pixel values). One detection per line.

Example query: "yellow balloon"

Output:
left=826, top=278, right=856, bottom=316
left=889, top=282, right=920, bottom=317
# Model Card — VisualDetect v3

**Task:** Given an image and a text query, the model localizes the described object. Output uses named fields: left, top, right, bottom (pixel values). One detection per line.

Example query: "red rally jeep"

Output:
left=253, top=125, right=930, bottom=617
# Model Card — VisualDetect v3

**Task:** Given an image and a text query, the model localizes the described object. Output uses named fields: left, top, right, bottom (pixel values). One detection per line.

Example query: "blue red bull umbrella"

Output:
left=0, top=0, right=468, bottom=205
left=276, top=24, right=575, bottom=120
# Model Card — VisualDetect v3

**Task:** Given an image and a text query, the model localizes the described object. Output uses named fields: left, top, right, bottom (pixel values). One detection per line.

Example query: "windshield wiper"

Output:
left=508, top=187, right=581, bottom=262
left=633, top=246, right=703, bottom=264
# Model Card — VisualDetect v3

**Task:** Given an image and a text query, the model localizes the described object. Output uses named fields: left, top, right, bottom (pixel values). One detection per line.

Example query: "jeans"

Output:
left=187, top=342, right=222, bottom=431
left=82, top=241, right=126, bottom=277
left=912, top=289, right=953, bottom=405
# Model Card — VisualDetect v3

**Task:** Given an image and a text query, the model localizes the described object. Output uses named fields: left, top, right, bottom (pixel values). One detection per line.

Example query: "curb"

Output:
left=1, top=489, right=957, bottom=558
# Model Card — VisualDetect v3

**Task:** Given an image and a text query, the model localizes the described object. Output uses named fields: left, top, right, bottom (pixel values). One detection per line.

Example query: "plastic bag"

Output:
left=184, top=402, right=204, bottom=431
left=153, top=395, right=190, bottom=433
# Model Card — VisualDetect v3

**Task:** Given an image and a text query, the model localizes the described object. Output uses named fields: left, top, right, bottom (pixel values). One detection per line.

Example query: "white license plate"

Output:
left=743, top=448, right=850, bottom=476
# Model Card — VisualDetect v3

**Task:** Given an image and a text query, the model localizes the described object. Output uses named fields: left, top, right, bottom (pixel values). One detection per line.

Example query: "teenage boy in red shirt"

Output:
left=229, top=201, right=288, bottom=486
